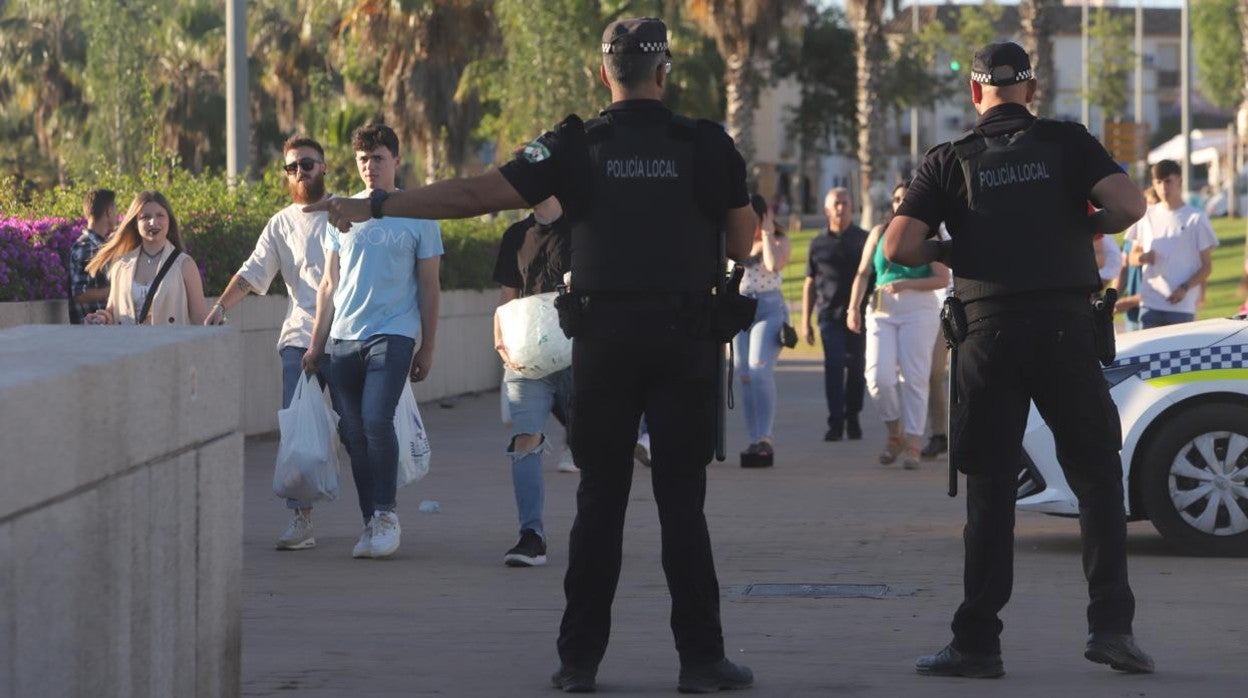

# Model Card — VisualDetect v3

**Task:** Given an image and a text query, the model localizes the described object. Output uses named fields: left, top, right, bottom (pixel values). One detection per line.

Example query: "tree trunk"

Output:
left=724, top=47, right=759, bottom=176
left=1020, top=0, right=1060, bottom=118
left=850, top=0, right=888, bottom=228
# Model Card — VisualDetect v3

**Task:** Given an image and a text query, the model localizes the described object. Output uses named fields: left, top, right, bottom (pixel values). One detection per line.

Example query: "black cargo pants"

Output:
left=949, top=293, right=1136, bottom=654
left=557, top=303, right=724, bottom=670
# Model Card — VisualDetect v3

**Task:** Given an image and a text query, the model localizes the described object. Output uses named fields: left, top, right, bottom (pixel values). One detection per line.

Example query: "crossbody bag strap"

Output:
left=138, top=250, right=181, bottom=325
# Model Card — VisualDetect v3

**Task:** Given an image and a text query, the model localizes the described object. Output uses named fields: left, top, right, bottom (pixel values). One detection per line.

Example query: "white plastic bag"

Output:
left=495, top=291, right=572, bottom=379
left=395, top=382, right=431, bottom=487
left=274, top=374, right=340, bottom=502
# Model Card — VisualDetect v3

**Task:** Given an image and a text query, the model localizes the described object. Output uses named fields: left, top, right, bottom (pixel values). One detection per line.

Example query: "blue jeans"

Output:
left=503, top=366, right=573, bottom=539
left=734, top=291, right=786, bottom=442
left=328, top=334, right=416, bottom=524
left=819, top=315, right=865, bottom=429
left=279, top=345, right=336, bottom=511
left=1140, top=308, right=1194, bottom=329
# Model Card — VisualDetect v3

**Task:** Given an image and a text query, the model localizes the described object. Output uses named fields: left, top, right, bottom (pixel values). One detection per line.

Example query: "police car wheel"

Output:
left=1138, top=402, right=1248, bottom=557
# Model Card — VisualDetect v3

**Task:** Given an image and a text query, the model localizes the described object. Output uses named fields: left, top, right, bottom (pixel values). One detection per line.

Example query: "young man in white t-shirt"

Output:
left=207, top=135, right=337, bottom=551
left=1125, top=159, right=1217, bottom=328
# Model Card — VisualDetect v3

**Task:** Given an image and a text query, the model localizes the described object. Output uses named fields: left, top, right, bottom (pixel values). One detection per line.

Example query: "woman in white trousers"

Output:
left=847, top=182, right=950, bottom=469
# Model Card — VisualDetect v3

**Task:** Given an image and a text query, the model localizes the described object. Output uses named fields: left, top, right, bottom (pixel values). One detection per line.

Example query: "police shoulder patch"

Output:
left=520, top=138, right=552, bottom=163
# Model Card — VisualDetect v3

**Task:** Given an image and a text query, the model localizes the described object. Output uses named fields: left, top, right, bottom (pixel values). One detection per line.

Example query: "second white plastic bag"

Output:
left=495, top=291, right=572, bottom=379
left=395, top=381, right=431, bottom=487
left=274, top=373, right=340, bottom=502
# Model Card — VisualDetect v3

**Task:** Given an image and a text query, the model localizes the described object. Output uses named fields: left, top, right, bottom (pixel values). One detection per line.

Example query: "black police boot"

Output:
left=846, top=415, right=863, bottom=440
left=824, top=420, right=843, bottom=442
left=677, top=658, right=753, bottom=693
left=921, top=434, right=948, bottom=459
left=915, top=643, right=1004, bottom=678
left=1084, top=633, right=1155, bottom=674
left=551, top=665, right=597, bottom=693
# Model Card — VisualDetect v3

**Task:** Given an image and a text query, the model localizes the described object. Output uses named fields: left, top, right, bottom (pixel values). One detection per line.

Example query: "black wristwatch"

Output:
left=369, top=188, right=390, bottom=219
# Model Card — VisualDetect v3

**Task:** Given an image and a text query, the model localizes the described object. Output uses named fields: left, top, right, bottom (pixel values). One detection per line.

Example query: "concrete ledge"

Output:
left=0, top=299, right=66, bottom=326
left=0, top=325, right=242, bottom=698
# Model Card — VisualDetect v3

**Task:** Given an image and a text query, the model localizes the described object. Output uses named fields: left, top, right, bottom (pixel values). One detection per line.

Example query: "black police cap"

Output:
left=970, top=42, right=1034, bottom=86
left=601, top=17, right=670, bottom=56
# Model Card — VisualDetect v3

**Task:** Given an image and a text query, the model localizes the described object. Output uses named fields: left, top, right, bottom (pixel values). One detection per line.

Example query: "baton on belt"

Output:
left=715, top=232, right=727, bottom=462
left=939, top=297, right=967, bottom=498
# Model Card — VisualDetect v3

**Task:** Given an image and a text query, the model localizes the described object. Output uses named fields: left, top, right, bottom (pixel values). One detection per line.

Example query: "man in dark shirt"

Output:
left=802, top=186, right=869, bottom=441
left=68, top=189, right=117, bottom=324
left=885, top=42, right=1152, bottom=678
left=491, top=196, right=574, bottom=568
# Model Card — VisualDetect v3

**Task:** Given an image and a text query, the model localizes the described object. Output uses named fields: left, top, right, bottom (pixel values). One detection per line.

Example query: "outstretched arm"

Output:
left=305, top=170, right=530, bottom=232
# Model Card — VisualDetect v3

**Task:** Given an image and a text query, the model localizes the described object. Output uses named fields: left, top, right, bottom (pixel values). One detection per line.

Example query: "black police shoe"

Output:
left=677, top=658, right=753, bottom=694
left=921, top=434, right=948, bottom=459
left=915, top=643, right=1004, bottom=678
left=846, top=415, right=863, bottom=440
left=551, top=665, right=597, bottom=693
left=824, top=424, right=843, bottom=442
left=1085, top=633, right=1155, bottom=673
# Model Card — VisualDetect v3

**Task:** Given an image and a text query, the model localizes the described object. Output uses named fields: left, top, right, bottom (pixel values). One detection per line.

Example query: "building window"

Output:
left=1155, top=43, right=1179, bottom=89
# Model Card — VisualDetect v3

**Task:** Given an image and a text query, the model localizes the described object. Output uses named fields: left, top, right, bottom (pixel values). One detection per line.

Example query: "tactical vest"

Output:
left=568, top=112, right=719, bottom=293
left=950, top=120, right=1100, bottom=303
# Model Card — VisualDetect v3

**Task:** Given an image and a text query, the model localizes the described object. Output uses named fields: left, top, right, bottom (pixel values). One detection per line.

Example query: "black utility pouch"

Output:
left=710, top=267, right=758, bottom=342
left=554, top=287, right=584, bottom=339
left=1092, top=287, right=1118, bottom=367
left=940, top=296, right=968, bottom=348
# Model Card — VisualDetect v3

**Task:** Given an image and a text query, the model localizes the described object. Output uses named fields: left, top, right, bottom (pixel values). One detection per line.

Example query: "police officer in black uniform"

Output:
left=308, top=17, right=757, bottom=694
left=883, top=43, right=1155, bottom=678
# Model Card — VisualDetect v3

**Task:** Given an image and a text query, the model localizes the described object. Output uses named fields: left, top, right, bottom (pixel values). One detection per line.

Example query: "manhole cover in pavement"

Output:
left=742, top=583, right=892, bottom=599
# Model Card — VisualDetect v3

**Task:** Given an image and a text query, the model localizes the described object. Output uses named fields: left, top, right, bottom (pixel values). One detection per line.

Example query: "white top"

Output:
left=235, top=199, right=333, bottom=350
left=1097, top=235, right=1123, bottom=284
left=131, top=281, right=150, bottom=310
left=1125, top=203, right=1218, bottom=314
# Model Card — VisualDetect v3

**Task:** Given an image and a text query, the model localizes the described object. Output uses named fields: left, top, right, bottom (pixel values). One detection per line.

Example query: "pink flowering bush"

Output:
left=0, top=217, right=85, bottom=302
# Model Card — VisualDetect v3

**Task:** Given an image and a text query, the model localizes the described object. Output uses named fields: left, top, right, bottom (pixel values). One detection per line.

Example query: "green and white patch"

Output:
left=521, top=140, right=551, bottom=163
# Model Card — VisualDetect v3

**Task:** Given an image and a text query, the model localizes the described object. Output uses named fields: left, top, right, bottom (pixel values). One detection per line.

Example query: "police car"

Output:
left=1015, top=314, right=1248, bottom=556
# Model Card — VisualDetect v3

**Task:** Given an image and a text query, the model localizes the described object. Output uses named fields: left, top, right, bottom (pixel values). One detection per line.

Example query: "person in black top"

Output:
left=801, top=187, right=869, bottom=441
left=307, top=17, right=757, bottom=694
left=885, top=42, right=1153, bottom=678
left=491, top=196, right=574, bottom=568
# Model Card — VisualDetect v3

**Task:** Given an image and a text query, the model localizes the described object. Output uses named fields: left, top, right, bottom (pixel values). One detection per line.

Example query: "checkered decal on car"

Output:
left=1112, top=344, right=1248, bottom=379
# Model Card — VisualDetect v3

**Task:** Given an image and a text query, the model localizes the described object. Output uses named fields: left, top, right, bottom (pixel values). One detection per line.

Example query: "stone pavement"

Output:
left=241, top=358, right=1245, bottom=697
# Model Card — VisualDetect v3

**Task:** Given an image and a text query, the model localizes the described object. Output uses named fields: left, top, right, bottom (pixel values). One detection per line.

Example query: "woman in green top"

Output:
left=847, top=181, right=950, bottom=469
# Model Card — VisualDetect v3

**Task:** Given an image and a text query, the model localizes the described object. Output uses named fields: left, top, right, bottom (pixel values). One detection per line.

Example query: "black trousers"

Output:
left=949, top=296, right=1136, bottom=654
left=558, top=308, right=724, bottom=669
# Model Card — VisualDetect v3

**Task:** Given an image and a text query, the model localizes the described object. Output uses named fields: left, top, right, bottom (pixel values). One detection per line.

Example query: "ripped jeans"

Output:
left=503, top=366, right=573, bottom=539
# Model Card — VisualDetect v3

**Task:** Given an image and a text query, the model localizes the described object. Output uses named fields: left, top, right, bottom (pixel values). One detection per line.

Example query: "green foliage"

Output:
left=1086, top=8, right=1135, bottom=121
left=910, top=1, right=1003, bottom=108
left=950, top=0, right=1003, bottom=81
left=1192, top=0, right=1245, bottom=113
left=437, top=216, right=511, bottom=290
left=773, top=5, right=856, bottom=155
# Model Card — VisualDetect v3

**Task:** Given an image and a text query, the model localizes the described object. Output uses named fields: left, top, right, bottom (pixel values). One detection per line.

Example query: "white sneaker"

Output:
left=557, top=448, right=580, bottom=473
left=370, top=511, right=401, bottom=558
left=352, top=522, right=374, bottom=559
left=634, top=433, right=651, bottom=467
left=275, top=513, right=315, bottom=550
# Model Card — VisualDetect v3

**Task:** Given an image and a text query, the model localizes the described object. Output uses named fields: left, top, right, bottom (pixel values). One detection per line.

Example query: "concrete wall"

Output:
left=0, top=325, right=242, bottom=698
left=0, top=290, right=504, bottom=436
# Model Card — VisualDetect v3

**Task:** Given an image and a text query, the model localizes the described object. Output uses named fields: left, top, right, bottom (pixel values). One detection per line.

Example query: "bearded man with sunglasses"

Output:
left=206, top=135, right=339, bottom=551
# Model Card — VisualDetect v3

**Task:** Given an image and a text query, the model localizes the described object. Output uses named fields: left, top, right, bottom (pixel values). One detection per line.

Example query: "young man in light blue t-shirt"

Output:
left=304, top=123, right=443, bottom=559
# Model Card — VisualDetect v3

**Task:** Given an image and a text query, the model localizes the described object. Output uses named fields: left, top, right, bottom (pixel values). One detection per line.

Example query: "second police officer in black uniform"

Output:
left=309, top=16, right=758, bottom=694
left=883, top=42, right=1155, bottom=678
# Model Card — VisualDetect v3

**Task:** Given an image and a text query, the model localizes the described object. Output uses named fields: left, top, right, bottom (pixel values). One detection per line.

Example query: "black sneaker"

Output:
left=677, top=658, right=753, bottom=693
left=846, top=415, right=863, bottom=440
left=503, top=529, right=547, bottom=567
left=824, top=425, right=843, bottom=442
left=915, top=643, right=1004, bottom=678
left=921, top=434, right=948, bottom=460
left=551, top=665, right=597, bottom=693
left=1085, top=633, right=1155, bottom=673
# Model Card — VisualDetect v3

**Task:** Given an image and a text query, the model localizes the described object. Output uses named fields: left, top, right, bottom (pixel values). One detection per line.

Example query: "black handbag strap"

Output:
left=138, top=249, right=182, bottom=325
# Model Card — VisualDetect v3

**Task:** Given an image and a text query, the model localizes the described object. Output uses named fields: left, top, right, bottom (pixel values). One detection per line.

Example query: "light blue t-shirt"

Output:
left=325, top=192, right=443, bottom=341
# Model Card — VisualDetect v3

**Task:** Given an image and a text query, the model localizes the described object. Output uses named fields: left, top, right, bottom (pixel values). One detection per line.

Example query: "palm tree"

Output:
left=686, top=0, right=797, bottom=170
left=1019, top=0, right=1061, bottom=118
left=847, top=0, right=887, bottom=228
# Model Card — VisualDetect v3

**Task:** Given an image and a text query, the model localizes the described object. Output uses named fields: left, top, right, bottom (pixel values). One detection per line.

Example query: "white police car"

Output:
left=1016, top=315, right=1248, bottom=556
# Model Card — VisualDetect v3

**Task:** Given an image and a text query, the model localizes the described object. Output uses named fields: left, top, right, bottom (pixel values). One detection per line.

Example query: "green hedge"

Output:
left=0, top=170, right=508, bottom=295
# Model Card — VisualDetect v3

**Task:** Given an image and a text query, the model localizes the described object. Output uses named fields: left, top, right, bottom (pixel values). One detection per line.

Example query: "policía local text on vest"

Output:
left=978, top=161, right=1051, bottom=189
left=605, top=158, right=680, bottom=179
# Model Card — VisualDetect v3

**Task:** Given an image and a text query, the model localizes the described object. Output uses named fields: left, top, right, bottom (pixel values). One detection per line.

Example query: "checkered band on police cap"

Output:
left=602, top=17, right=670, bottom=55
left=970, top=42, right=1035, bottom=86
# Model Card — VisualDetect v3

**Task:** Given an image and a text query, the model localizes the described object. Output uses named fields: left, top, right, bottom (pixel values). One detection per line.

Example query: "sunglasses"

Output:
left=283, top=157, right=322, bottom=175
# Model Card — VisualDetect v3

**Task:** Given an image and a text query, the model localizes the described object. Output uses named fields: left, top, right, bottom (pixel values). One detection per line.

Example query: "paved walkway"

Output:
left=241, top=358, right=1244, bottom=697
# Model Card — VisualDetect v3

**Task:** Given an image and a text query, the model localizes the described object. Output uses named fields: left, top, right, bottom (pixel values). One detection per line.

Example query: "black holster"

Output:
left=1092, top=287, right=1118, bottom=367
left=710, top=266, right=758, bottom=342
left=554, top=287, right=585, bottom=339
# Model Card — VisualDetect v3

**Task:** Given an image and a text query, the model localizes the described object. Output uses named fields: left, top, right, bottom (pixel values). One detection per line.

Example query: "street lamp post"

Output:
left=1181, top=0, right=1192, bottom=199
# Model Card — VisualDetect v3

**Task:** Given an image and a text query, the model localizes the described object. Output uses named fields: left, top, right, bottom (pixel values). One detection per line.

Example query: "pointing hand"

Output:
left=304, top=198, right=369, bottom=232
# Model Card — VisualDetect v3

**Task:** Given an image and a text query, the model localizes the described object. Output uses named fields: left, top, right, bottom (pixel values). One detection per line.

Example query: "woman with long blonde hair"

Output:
left=84, top=191, right=209, bottom=325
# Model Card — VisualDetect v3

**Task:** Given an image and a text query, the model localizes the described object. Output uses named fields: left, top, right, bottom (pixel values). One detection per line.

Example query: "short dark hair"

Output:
left=351, top=123, right=400, bottom=158
left=750, top=193, right=768, bottom=219
left=282, top=135, right=325, bottom=160
left=1152, top=159, right=1181, bottom=181
left=83, top=189, right=116, bottom=221
left=603, top=52, right=666, bottom=89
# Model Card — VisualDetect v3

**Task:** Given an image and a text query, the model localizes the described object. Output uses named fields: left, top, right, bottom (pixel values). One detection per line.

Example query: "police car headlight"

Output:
left=1102, top=362, right=1145, bottom=388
